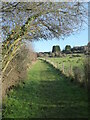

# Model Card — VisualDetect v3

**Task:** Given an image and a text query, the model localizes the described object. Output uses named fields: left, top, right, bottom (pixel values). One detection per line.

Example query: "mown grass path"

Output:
left=3, top=60, right=88, bottom=118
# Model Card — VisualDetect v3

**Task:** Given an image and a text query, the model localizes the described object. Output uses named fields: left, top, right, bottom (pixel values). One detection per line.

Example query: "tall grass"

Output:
left=73, top=67, right=85, bottom=86
left=83, top=57, right=90, bottom=89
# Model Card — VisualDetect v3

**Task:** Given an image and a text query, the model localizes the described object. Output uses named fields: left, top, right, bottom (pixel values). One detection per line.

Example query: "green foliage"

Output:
left=52, top=45, right=61, bottom=53
left=47, top=54, right=89, bottom=87
left=3, top=60, right=88, bottom=118
left=83, top=57, right=90, bottom=88
left=2, top=44, right=37, bottom=97
left=65, top=45, right=71, bottom=53
left=73, top=66, right=84, bottom=83
left=47, top=54, right=85, bottom=77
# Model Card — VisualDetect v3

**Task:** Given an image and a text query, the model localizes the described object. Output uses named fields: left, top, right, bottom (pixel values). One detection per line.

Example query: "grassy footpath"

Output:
left=3, top=60, right=88, bottom=118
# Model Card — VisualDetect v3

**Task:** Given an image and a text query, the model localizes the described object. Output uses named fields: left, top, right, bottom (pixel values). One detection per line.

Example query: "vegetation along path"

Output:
left=3, top=60, right=88, bottom=118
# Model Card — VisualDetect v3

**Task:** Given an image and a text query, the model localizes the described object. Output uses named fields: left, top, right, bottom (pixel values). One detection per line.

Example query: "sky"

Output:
left=32, top=28, right=88, bottom=52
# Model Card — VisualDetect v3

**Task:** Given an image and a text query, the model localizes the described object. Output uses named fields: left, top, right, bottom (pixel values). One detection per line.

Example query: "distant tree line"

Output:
left=37, top=42, right=89, bottom=57
left=62, top=43, right=89, bottom=54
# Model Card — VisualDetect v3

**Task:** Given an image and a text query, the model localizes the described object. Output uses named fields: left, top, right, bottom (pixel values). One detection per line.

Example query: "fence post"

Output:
left=45, top=57, right=46, bottom=61
left=62, top=62, right=64, bottom=73
left=69, top=64, right=72, bottom=76
left=57, top=62, right=58, bottom=68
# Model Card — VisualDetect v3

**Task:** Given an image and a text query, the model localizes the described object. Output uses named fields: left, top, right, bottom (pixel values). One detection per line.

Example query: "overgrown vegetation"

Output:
left=2, top=43, right=37, bottom=98
left=73, top=67, right=84, bottom=85
left=83, top=57, right=90, bottom=89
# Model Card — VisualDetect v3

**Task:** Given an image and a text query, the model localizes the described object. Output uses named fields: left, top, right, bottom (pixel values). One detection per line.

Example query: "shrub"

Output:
left=73, top=67, right=84, bottom=84
left=73, top=57, right=90, bottom=88
left=65, top=45, right=71, bottom=54
left=51, top=52, right=56, bottom=57
left=2, top=43, right=37, bottom=98
left=72, top=54, right=81, bottom=57
left=52, top=45, right=61, bottom=53
left=83, top=57, right=90, bottom=89
left=55, top=52, right=61, bottom=57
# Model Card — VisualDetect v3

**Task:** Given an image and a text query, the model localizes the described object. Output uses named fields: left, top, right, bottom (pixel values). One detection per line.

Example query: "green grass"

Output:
left=47, top=54, right=85, bottom=76
left=3, top=60, right=88, bottom=118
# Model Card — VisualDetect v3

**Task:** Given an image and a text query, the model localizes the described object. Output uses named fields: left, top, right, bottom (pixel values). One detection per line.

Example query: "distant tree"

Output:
left=87, top=42, right=90, bottom=54
left=65, top=45, right=71, bottom=53
left=52, top=45, right=61, bottom=53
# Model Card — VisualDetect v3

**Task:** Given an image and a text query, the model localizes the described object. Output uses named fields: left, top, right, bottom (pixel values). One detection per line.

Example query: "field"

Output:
left=47, top=54, right=86, bottom=77
left=3, top=60, right=88, bottom=118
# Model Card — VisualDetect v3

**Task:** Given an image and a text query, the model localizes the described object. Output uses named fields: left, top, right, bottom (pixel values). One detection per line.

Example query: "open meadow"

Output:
left=46, top=54, right=87, bottom=85
left=47, top=54, right=85, bottom=76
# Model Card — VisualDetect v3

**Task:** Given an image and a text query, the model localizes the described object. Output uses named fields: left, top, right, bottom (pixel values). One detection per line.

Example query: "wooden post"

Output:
left=68, top=64, right=72, bottom=76
left=69, top=64, right=72, bottom=76
left=62, top=62, right=64, bottom=73
left=57, top=62, right=58, bottom=68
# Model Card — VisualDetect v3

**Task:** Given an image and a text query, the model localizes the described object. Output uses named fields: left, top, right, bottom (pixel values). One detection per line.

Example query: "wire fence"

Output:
left=39, top=57, right=73, bottom=77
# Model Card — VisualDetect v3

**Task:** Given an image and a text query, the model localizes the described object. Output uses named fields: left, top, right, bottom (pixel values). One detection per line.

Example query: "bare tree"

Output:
left=0, top=2, right=88, bottom=73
